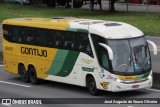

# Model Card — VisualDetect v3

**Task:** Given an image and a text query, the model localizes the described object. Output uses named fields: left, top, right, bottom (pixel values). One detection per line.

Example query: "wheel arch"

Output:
left=28, top=64, right=35, bottom=71
left=18, top=62, right=26, bottom=75
left=85, top=73, right=95, bottom=87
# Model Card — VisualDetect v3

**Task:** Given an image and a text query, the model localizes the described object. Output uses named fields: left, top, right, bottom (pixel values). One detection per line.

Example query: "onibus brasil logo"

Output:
left=2, top=99, right=42, bottom=105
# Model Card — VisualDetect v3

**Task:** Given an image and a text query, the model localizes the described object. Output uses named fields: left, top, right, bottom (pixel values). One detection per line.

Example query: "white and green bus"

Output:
left=2, top=17, right=157, bottom=95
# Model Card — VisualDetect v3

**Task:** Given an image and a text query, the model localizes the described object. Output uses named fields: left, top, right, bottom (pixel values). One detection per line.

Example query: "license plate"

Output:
left=132, top=85, right=139, bottom=88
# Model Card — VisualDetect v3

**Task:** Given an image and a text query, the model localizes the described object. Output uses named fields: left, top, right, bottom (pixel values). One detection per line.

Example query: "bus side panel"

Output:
left=19, top=46, right=58, bottom=79
left=3, top=40, right=19, bottom=75
left=45, top=51, right=98, bottom=87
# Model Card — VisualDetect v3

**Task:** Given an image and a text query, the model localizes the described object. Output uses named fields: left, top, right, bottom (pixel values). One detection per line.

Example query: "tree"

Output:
left=29, top=0, right=44, bottom=6
left=0, top=0, right=4, bottom=3
left=109, top=0, right=120, bottom=11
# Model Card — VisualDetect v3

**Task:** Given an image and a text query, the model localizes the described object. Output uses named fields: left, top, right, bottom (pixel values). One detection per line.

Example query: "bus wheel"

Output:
left=29, top=67, right=39, bottom=85
left=20, top=65, right=29, bottom=83
left=87, top=76, right=99, bottom=96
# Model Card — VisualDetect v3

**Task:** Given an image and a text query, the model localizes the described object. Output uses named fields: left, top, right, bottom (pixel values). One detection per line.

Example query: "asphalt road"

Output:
left=82, top=1, right=160, bottom=13
left=0, top=66, right=160, bottom=107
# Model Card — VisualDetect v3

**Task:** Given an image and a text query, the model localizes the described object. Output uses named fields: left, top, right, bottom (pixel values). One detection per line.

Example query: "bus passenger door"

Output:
left=98, top=47, right=112, bottom=91
left=91, top=34, right=112, bottom=91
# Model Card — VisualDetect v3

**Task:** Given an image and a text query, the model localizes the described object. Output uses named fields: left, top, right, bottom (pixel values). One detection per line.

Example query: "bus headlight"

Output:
left=115, top=78, right=123, bottom=83
left=147, top=72, right=152, bottom=79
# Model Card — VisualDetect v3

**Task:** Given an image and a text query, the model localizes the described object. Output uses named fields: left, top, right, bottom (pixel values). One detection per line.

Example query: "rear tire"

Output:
left=87, top=76, right=99, bottom=96
left=20, top=65, right=29, bottom=83
left=29, top=67, right=39, bottom=85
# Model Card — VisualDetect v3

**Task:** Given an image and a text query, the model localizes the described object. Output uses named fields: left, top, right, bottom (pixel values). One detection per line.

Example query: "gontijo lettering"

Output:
left=21, top=47, right=47, bottom=57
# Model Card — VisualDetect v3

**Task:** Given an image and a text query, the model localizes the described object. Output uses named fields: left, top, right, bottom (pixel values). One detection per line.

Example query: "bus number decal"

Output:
left=5, top=46, right=13, bottom=51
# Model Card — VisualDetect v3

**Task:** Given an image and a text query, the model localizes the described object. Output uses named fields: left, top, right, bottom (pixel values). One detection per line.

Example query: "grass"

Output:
left=0, top=3, right=160, bottom=36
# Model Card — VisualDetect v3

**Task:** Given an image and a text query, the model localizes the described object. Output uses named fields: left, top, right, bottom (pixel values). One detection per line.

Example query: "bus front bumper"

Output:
left=111, top=77, right=152, bottom=92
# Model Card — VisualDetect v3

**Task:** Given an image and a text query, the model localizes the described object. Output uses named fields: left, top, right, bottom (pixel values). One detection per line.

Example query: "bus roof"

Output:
left=3, top=18, right=144, bottom=39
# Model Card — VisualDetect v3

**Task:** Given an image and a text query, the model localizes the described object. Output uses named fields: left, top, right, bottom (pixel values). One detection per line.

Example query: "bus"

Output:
left=2, top=17, right=157, bottom=95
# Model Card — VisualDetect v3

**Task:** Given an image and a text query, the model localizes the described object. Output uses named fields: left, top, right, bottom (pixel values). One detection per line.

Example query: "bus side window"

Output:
left=12, top=26, right=21, bottom=43
left=64, top=32, right=75, bottom=50
left=55, top=31, right=64, bottom=49
left=48, top=30, right=55, bottom=48
left=77, top=33, right=93, bottom=57
left=36, top=28, right=48, bottom=47
left=91, top=34, right=110, bottom=71
left=99, top=47, right=110, bottom=70
left=21, top=27, right=36, bottom=45
left=3, top=25, right=14, bottom=42
left=3, top=25, right=21, bottom=43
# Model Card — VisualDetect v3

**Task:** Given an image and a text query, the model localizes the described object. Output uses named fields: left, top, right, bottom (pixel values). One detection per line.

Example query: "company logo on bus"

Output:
left=21, top=47, right=47, bottom=57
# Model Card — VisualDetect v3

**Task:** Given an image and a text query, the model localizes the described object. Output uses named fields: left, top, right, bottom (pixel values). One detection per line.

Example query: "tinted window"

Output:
left=53, top=31, right=64, bottom=49
left=36, top=29, right=48, bottom=47
left=64, top=31, right=76, bottom=50
left=3, top=25, right=93, bottom=57
left=20, top=27, right=37, bottom=45
left=77, top=33, right=93, bottom=56
left=3, top=25, right=20, bottom=43
left=91, top=34, right=110, bottom=70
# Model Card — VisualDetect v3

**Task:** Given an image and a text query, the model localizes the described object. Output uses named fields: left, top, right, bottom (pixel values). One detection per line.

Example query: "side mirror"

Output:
left=147, top=40, right=157, bottom=55
left=99, top=43, right=113, bottom=60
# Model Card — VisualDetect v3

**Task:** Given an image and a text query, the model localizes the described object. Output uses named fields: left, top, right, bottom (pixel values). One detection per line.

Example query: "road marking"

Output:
left=1, top=104, right=12, bottom=107
left=150, top=49, right=160, bottom=51
left=127, top=106, right=134, bottom=107
left=0, top=80, right=31, bottom=88
left=0, top=65, right=4, bottom=66
left=146, top=88, right=160, bottom=92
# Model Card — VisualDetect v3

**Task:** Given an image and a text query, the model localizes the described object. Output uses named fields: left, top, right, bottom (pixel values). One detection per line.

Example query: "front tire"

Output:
left=87, top=76, right=99, bottom=96
left=29, top=67, right=39, bottom=85
left=20, top=65, right=29, bottom=83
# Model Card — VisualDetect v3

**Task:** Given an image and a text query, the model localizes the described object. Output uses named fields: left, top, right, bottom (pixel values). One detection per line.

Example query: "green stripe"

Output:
left=46, top=49, right=79, bottom=77
left=56, top=51, right=79, bottom=77
left=136, top=72, right=150, bottom=79
left=46, top=50, right=68, bottom=75
left=143, top=72, right=150, bottom=78
left=66, top=28, right=88, bottom=33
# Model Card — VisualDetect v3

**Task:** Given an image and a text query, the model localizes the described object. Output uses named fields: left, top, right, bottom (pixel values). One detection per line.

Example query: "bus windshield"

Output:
left=107, top=37, right=151, bottom=75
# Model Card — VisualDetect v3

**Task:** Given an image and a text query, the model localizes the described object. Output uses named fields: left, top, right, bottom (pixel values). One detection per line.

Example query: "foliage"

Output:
left=0, top=4, right=160, bottom=36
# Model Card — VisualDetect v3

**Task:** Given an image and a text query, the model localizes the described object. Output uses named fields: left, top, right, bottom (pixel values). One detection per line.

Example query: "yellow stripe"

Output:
left=3, top=18, right=76, bottom=30
left=117, top=75, right=137, bottom=81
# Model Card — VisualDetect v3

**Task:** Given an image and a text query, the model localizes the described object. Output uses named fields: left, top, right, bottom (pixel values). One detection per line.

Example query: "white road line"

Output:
left=0, top=65, right=4, bottom=66
left=1, top=104, right=12, bottom=107
left=150, top=49, right=160, bottom=51
left=146, top=88, right=160, bottom=92
left=0, top=80, right=31, bottom=88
